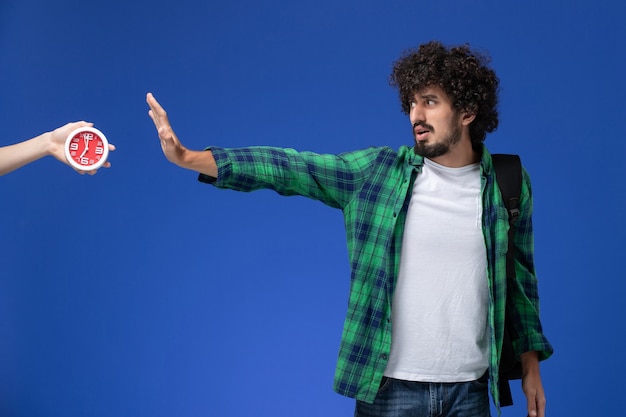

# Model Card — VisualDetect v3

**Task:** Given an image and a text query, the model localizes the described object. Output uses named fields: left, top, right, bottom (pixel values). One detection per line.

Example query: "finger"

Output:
left=527, top=395, right=538, bottom=417
left=146, top=94, right=161, bottom=129
left=147, top=108, right=168, bottom=132
left=148, top=109, right=160, bottom=129
left=108, top=144, right=116, bottom=151
left=69, top=120, right=92, bottom=127
left=67, top=121, right=92, bottom=129
left=537, top=395, right=546, bottom=417
left=146, top=92, right=159, bottom=107
left=146, top=92, right=166, bottom=116
left=146, top=93, right=170, bottom=127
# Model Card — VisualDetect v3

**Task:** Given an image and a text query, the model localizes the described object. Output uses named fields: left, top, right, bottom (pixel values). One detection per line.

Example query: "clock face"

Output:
left=64, top=127, right=109, bottom=171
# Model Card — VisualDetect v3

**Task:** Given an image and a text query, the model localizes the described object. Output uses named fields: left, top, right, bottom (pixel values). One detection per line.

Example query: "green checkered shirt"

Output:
left=199, top=144, right=553, bottom=409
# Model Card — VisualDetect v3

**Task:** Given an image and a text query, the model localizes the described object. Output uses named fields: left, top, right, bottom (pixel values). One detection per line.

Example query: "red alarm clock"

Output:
left=64, top=127, right=110, bottom=171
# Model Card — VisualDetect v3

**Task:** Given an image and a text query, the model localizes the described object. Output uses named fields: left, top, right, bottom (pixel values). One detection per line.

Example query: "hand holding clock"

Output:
left=0, top=121, right=115, bottom=176
left=56, top=122, right=116, bottom=175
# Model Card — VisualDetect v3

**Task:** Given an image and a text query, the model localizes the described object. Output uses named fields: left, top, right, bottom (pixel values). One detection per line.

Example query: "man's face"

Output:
left=409, top=86, right=463, bottom=159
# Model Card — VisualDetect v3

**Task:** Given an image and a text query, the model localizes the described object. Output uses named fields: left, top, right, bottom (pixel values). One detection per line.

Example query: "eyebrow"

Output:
left=411, top=91, right=440, bottom=101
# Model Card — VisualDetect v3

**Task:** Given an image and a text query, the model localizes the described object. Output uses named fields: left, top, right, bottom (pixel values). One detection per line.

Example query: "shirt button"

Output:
left=392, top=212, right=397, bottom=217
left=381, top=354, right=388, bottom=360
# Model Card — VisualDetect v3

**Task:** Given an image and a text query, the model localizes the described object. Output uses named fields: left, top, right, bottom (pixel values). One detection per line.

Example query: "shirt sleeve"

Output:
left=197, top=146, right=385, bottom=210
left=508, top=168, right=554, bottom=361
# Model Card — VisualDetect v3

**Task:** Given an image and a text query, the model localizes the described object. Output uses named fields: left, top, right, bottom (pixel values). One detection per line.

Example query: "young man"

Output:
left=0, top=121, right=115, bottom=176
left=147, top=41, right=552, bottom=417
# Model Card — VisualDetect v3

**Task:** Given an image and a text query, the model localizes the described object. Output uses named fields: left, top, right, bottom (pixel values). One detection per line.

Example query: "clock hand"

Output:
left=79, top=137, right=90, bottom=159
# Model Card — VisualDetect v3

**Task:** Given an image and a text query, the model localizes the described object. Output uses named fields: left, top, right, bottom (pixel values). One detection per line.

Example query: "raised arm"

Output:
left=0, top=121, right=115, bottom=176
left=146, top=92, right=217, bottom=178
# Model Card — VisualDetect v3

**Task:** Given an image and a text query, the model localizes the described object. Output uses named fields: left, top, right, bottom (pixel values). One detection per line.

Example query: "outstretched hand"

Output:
left=146, top=92, right=188, bottom=167
left=146, top=92, right=217, bottom=177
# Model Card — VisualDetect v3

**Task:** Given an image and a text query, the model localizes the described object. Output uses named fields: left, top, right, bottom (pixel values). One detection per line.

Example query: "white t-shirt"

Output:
left=383, top=158, right=489, bottom=382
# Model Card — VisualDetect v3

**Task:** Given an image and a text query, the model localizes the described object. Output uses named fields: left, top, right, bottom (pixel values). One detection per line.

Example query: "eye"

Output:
left=409, top=101, right=417, bottom=109
left=426, top=99, right=436, bottom=106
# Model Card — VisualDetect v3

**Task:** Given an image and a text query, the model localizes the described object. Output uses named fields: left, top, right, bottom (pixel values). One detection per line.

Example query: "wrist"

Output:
left=176, top=146, right=195, bottom=169
left=520, top=351, right=540, bottom=376
left=33, top=130, right=55, bottom=157
left=181, top=149, right=216, bottom=176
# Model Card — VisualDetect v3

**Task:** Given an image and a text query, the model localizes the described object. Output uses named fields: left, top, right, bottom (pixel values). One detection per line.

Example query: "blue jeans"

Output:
left=354, top=374, right=491, bottom=417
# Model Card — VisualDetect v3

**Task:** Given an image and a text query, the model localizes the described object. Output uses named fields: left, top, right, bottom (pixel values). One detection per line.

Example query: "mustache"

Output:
left=413, top=122, right=434, bottom=132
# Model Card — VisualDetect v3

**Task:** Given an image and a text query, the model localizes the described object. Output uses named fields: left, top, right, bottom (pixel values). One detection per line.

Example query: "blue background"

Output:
left=1, top=0, right=625, bottom=416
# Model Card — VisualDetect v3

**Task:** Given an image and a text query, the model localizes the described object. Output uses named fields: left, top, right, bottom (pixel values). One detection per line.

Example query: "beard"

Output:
left=413, top=122, right=462, bottom=159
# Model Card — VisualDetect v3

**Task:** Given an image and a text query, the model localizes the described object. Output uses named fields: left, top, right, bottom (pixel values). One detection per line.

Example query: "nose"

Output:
left=410, top=102, right=425, bottom=125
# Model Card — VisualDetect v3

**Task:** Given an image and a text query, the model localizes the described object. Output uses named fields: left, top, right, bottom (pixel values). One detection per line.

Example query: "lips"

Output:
left=414, top=126, right=431, bottom=141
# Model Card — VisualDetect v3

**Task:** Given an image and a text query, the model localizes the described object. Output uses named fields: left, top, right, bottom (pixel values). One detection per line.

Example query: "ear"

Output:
left=461, top=112, right=476, bottom=126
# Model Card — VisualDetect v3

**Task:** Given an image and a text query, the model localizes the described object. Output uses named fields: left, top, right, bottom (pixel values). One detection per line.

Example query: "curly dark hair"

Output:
left=390, top=41, right=500, bottom=147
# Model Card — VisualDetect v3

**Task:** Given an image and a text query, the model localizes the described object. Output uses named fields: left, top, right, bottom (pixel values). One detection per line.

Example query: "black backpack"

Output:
left=491, top=154, right=524, bottom=407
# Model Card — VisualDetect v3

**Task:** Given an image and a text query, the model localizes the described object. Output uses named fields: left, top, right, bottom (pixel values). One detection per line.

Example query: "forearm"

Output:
left=521, top=350, right=540, bottom=377
left=521, top=350, right=546, bottom=417
left=204, top=146, right=371, bottom=208
left=177, top=148, right=217, bottom=178
left=0, top=132, right=51, bottom=176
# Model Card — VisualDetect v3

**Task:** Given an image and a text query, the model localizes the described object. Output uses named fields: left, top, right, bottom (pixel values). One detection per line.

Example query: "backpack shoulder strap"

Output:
left=491, top=153, right=522, bottom=281
left=491, top=153, right=523, bottom=407
left=491, top=153, right=522, bottom=229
